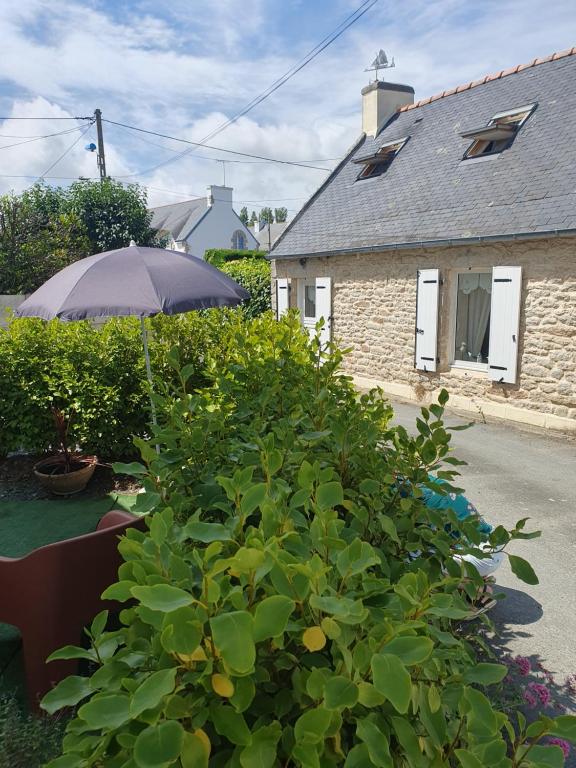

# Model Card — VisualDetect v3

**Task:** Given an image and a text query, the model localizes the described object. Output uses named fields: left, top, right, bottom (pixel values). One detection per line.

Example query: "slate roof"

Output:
left=149, top=198, right=208, bottom=241
left=271, top=49, right=576, bottom=259
left=250, top=222, right=289, bottom=250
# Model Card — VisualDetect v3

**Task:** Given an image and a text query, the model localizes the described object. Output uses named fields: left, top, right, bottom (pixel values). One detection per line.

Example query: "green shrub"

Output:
left=44, top=314, right=575, bottom=767
left=0, top=695, right=68, bottom=768
left=204, top=249, right=263, bottom=269
left=220, top=259, right=271, bottom=318
left=0, top=309, right=247, bottom=458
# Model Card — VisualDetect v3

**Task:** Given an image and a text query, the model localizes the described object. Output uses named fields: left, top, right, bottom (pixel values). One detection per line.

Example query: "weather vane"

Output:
left=365, top=49, right=395, bottom=82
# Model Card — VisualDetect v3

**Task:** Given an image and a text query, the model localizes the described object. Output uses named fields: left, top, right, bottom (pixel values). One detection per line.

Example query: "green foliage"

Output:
left=274, top=207, right=288, bottom=223
left=66, top=178, right=160, bottom=253
left=0, top=180, right=162, bottom=294
left=220, top=259, right=271, bottom=318
left=45, top=314, right=573, bottom=766
left=239, top=207, right=249, bottom=226
left=260, top=206, right=274, bottom=224
left=0, top=309, right=247, bottom=458
left=0, top=695, right=67, bottom=768
left=204, top=249, right=263, bottom=268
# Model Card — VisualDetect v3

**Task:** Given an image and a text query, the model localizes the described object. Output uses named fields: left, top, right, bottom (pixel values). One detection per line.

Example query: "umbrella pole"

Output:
left=140, top=319, right=161, bottom=457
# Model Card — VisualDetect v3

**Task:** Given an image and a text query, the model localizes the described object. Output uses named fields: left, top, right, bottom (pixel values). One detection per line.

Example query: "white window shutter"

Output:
left=488, top=266, right=522, bottom=384
left=415, top=269, right=440, bottom=372
left=276, top=278, right=289, bottom=319
left=315, top=277, right=332, bottom=345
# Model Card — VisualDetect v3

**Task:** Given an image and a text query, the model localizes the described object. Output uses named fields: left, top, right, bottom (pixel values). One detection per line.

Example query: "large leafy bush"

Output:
left=204, top=250, right=263, bottom=269
left=0, top=310, right=241, bottom=458
left=220, top=259, right=271, bottom=318
left=43, top=314, right=575, bottom=767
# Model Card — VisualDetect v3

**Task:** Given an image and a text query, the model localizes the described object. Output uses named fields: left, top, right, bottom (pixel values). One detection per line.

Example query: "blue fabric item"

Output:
left=421, top=476, right=492, bottom=535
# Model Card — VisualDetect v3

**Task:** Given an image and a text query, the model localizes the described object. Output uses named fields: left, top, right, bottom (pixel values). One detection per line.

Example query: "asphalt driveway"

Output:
left=390, top=400, right=576, bottom=696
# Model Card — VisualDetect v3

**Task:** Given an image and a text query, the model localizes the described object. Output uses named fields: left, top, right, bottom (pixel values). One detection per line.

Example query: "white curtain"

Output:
left=455, top=274, right=491, bottom=361
left=466, top=288, right=491, bottom=357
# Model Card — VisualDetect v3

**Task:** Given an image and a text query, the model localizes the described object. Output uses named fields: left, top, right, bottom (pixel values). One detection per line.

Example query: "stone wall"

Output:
left=272, top=237, right=576, bottom=432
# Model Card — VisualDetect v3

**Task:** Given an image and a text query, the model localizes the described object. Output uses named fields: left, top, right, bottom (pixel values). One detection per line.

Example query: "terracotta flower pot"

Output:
left=33, top=455, right=98, bottom=495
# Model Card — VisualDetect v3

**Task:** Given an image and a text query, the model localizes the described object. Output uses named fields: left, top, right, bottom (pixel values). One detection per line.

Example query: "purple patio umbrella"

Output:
left=16, top=243, right=250, bottom=424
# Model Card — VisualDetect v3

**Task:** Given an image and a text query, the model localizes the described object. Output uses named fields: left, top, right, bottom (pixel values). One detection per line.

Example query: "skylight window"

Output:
left=353, top=137, right=408, bottom=180
left=461, top=103, right=536, bottom=159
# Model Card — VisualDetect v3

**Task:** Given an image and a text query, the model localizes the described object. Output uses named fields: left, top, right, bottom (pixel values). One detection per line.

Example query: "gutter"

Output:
left=269, top=228, right=576, bottom=261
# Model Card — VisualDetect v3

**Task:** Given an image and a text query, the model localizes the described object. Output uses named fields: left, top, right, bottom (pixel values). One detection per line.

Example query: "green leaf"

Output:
left=382, top=636, right=434, bottom=666
left=464, top=663, right=508, bottom=686
left=508, top=554, right=539, bottom=585
left=184, top=521, right=232, bottom=542
left=240, top=483, right=267, bottom=516
left=41, top=676, right=92, bottom=714
left=101, top=580, right=137, bottom=602
left=371, top=654, right=412, bottom=714
left=240, top=723, right=281, bottom=768
left=294, top=707, right=332, bottom=744
left=46, top=645, right=97, bottom=663
left=438, top=389, right=449, bottom=406
left=78, top=694, right=131, bottom=730
left=357, top=682, right=385, bottom=708
left=161, top=607, right=202, bottom=654
left=210, top=611, right=255, bottom=674
left=522, top=745, right=565, bottom=768
left=550, top=715, right=576, bottom=741
left=455, top=749, right=485, bottom=768
left=316, top=481, right=344, bottom=510
left=212, top=705, right=252, bottom=746
left=134, top=721, right=184, bottom=768
left=253, top=595, right=295, bottom=642
left=131, top=584, right=193, bottom=612
left=90, top=610, right=109, bottom=638
left=344, top=744, right=371, bottom=768
left=180, top=732, right=209, bottom=768
left=356, top=717, right=393, bottom=768
left=130, top=668, right=177, bottom=717
left=112, top=461, right=148, bottom=476
left=324, top=676, right=359, bottom=711
left=336, top=540, right=379, bottom=578
left=464, top=687, right=499, bottom=737
left=44, top=757, right=83, bottom=768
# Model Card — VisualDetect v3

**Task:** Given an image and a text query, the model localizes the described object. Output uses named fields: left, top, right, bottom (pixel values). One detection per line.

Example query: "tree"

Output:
left=274, top=207, right=288, bottom=223
left=0, top=189, right=90, bottom=294
left=66, top=178, right=160, bottom=253
left=239, top=206, right=249, bottom=225
left=259, top=206, right=274, bottom=224
left=249, top=210, right=258, bottom=225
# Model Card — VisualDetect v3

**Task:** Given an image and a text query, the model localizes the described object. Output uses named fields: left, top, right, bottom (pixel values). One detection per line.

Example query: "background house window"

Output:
left=454, top=272, right=491, bottom=365
left=232, top=230, right=246, bottom=249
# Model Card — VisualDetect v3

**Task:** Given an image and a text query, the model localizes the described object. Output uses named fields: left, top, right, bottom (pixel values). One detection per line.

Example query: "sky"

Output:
left=0, top=0, right=575, bottom=217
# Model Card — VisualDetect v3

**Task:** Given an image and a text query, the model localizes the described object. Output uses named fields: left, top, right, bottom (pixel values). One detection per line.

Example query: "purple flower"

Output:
left=526, top=682, right=551, bottom=707
left=565, top=674, right=576, bottom=694
left=548, top=738, right=571, bottom=759
left=523, top=689, right=538, bottom=708
left=513, top=655, right=531, bottom=676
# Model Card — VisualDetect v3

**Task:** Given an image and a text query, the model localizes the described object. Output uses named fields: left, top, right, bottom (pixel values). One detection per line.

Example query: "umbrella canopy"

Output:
left=16, top=244, right=249, bottom=321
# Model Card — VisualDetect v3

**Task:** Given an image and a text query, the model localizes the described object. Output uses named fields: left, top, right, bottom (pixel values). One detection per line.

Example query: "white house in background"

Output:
left=149, top=185, right=258, bottom=259
left=249, top=221, right=289, bottom=252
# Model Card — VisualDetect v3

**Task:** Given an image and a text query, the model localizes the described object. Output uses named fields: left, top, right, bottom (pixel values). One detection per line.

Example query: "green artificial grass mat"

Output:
left=0, top=492, right=140, bottom=695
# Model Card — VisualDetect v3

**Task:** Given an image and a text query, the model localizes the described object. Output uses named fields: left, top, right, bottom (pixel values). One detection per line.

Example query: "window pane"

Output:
left=304, top=285, right=316, bottom=318
left=454, top=273, right=491, bottom=363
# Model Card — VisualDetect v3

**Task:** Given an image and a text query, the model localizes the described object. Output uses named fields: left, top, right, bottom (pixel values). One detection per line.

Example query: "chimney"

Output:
left=206, top=185, right=233, bottom=207
left=361, top=81, right=415, bottom=138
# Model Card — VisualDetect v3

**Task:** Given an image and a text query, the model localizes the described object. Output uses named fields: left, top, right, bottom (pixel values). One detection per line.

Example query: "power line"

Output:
left=108, top=121, right=338, bottom=164
left=38, top=123, right=94, bottom=180
left=104, top=120, right=332, bottom=172
left=110, top=0, right=378, bottom=178
left=0, top=116, right=93, bottom=121
left=0, top=124, right=90, bottom=152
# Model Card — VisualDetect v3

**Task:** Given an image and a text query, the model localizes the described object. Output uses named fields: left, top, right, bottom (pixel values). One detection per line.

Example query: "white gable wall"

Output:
left=183, top=188, right=258, bottom=259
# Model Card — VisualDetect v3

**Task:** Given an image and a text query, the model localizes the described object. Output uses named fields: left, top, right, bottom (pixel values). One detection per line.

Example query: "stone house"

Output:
left=270, top=48, right=576, bottom=433
left=150, top=185, right=258, bottom=259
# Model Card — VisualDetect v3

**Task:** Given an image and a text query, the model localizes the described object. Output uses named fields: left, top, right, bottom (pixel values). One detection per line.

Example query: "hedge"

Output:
left=220, top=258, right=271, bottom=318
left=204, top=248, right=263, bottom=268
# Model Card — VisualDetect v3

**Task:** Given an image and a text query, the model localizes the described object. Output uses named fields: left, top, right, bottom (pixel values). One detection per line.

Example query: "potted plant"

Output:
left=33, top=408, right=98, bottom=495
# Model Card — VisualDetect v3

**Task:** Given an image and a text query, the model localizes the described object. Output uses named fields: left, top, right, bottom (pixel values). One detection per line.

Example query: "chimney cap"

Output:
left=361, top=81, right=415, bottom=97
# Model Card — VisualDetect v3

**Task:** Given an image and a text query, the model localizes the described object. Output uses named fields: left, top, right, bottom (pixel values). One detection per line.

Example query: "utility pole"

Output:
left=94, top=109, right=107, bottom=180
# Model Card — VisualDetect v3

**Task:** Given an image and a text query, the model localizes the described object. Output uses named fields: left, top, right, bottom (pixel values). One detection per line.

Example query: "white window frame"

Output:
left=449, top=268, right=492, bottom=372
left=297, top=279, right=318, bottom=327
